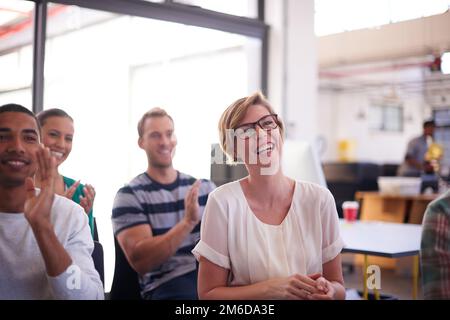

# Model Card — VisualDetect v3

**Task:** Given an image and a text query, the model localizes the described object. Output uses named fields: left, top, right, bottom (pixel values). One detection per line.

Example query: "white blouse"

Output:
left=192, top=180, right=344, bottom=286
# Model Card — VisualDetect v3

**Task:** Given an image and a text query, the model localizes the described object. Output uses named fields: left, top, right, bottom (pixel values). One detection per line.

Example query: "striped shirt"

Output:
left=421, top=190, right=450, bottom=299
left=112, top=171, right=216, bottom=296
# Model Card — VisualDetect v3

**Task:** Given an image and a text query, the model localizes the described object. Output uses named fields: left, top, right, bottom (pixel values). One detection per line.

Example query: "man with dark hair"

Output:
left=398, top=119, right=436, bottom=177
left=0, top=103, right=103, bottom=299
left=112, top=107, right=216, bottom=299
left=0, top=103, right=38, bottom=122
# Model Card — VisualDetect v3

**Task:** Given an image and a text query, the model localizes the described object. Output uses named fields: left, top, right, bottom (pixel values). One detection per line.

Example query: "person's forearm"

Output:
left=31, top=222, right=72, bottom=277
left=201, top=280, right=281, bottom=300
left=406, top=158, right=422, bottom=170
left=130, top=219, right=196, bottom=275
left=48, top=268, right=104, bottom=300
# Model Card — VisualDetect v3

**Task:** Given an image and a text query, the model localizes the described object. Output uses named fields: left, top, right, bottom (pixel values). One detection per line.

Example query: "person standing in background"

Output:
left=398, top=120, right=436, bottom=177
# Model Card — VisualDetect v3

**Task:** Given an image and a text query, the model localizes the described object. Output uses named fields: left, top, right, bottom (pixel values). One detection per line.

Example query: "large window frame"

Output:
left=27, top=0, right=268, bottom=113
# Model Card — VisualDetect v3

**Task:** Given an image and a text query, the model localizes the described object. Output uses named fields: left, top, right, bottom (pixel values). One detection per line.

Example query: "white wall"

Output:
left=318, top=90, right=427, bottom=163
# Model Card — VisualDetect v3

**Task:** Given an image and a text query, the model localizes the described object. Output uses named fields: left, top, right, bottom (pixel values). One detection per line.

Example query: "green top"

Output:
left=63, top=176, right=95, bottom=238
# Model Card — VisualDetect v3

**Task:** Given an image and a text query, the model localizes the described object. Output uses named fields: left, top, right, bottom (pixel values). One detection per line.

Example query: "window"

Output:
left=369, top=103, right=403, bottom=132
left=434, top=108, right=450, bottom=177
left=0, top=0, right=34, bottom=108
left=442, top=52, right=450, bottom=75
left=173, top=0, right=258, bottom=18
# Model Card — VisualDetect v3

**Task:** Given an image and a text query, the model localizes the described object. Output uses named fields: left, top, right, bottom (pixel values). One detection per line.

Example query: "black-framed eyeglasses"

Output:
left=234, top=114, right=279, bottom=140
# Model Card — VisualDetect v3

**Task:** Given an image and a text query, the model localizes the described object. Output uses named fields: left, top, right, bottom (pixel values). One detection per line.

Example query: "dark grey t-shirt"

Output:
left=398, top=135, right=429, bottom=176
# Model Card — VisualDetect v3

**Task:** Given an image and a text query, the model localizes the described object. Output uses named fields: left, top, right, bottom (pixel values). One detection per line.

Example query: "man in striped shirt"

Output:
left=421, top=190, right=450, bottom=299
left=112, top=108, right=215, bottom=299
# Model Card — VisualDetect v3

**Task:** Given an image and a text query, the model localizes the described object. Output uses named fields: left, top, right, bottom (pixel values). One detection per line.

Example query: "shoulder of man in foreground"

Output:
left=424, top=191, right=450, bottom=221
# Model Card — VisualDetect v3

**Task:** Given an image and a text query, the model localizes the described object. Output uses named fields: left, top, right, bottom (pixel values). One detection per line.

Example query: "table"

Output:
left=339, top=219, right=422, bottom=299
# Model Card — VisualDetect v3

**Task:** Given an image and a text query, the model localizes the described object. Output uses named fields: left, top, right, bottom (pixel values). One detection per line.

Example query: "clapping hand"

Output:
left=62, top=178, right=96, bottom=215
left=63, top=180, right=80, bottom=200
left=24, top=145, right=56, bottom=229
left=183, top=180, right=201, bottom=227
left=79, top=184, right=95, bottom=214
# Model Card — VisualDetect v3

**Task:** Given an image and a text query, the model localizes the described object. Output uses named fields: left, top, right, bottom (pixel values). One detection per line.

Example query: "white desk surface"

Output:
left=339, top=219, right=423, bottom=258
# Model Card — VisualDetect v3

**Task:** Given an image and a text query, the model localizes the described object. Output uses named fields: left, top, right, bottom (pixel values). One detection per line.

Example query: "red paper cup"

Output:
left=342, top=201, right=359, bottom=222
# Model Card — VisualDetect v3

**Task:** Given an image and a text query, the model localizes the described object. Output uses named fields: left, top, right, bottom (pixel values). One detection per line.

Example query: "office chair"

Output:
left=90, top=218, right=104, bottom=287
left=92, top=240, right=105, bottom=287
left=93, top=218, right=99, bottom=242
left=323, top=162, right=380, bottom=218
left=109, top=237, right=142, bottom=300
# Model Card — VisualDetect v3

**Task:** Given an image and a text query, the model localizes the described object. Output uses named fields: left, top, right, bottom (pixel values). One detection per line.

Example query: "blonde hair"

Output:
left=218, top=92, right=284, bottom=163
left=137, top=107, right=173, bottom=137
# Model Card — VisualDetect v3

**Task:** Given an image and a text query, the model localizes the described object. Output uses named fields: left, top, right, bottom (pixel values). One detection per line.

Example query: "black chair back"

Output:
left=92, top=240, right=105, bottom=287
left=109, top=237, right=142, bottom=300
left=93, top=218, right=99, bottom=242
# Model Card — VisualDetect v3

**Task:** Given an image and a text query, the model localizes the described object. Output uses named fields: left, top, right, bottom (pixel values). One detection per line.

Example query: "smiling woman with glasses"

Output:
left=193, top=91, right=346, bottom=300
